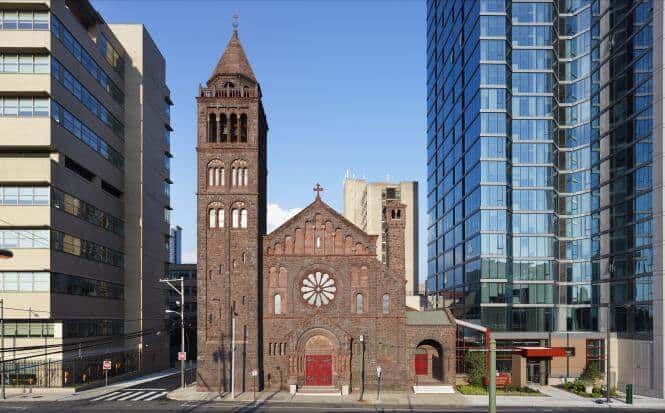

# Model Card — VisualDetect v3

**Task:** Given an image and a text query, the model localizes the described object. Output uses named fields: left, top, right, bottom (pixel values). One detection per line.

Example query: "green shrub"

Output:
left=580, top=363, right=602, bottom=384
left=572, top=379, right=586, bottom=393
left=465, top=350, right=486, bottom=387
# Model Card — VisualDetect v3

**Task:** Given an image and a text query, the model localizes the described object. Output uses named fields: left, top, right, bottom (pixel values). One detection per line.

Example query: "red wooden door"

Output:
left=415, top=354, right=428, bottom=375
left=305, top=355, right=332, bottom=386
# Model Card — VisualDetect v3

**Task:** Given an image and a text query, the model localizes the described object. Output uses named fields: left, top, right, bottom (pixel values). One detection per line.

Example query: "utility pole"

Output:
left=0, top=250, right=11, bottom=396
left=489, top=338, right=496, bottom=413
left=159, top=277, right=185, bottom=388
left=1, top=299, right=4, bottom=399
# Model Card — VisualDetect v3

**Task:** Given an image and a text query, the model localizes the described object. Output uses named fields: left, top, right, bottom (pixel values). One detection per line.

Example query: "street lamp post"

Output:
left=359, top=335, right=365, bottom=401
left=489, top=339, right=496, bottom=413
left=160, top=277, right=185, bottom=389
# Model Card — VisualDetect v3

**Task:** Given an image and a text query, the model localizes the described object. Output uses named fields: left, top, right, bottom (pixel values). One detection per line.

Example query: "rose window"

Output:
left=301, top=272, right=336, bottom=307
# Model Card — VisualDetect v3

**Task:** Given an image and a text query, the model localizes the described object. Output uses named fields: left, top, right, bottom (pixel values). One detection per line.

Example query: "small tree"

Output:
left=465, top=350, right=486, bottom=387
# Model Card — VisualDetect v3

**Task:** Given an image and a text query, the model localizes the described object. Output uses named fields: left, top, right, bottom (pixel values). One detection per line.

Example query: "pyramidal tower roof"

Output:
left=210, top=28, right=257, bottom=83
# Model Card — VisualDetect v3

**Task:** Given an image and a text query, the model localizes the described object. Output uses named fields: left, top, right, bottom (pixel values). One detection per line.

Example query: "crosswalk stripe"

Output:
left=91, top=392, right=120, bottom=401
left=129, top=391, right=157, bottom=401
left=102, top=392, right=130, bottom=401
left=116, top=392, right=143, bottom=401
left=126, top=388, right=166, bottom=391
left=91, top=389, right=168, bottom=402
left=144, top=391, right=167, bottom=401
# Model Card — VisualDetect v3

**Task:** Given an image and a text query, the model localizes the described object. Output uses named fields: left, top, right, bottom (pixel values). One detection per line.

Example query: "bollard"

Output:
left=626, top=384, right=633, bottom=404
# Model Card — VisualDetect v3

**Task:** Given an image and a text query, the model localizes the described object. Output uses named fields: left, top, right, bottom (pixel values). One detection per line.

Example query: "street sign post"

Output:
left=250, top=369, right=258, bottom=401
left=376, top=366, right=382, bottom=401
left=103, top=360, right=111, bottom=386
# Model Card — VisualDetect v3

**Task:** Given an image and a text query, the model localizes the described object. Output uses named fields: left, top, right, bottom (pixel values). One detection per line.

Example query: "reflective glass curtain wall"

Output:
left=426, top=0, right=654, bottom=337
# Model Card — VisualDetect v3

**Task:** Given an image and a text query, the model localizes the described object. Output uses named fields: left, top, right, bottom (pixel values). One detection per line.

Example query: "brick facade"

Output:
left=197, top=29, right=455, bottom=393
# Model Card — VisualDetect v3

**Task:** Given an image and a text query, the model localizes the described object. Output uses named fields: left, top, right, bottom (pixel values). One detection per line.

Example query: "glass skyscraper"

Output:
left=426, top=0, right=664, bottom=397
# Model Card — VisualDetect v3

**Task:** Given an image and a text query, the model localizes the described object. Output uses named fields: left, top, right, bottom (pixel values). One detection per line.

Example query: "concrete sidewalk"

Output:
left=169, top=384, right=665, bottom=410
left=168, top=386, right=470, bottom=407
left=463, top=384, right=665, bottom=409
left=0, top=367, right=179, bottom=402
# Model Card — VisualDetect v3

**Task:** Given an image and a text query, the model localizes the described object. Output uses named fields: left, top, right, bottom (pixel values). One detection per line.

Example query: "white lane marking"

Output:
left=129, top=391, right=158, bottom=401
left=143, top=391, right=167, bottom=401
left=115, top=392, right=143, bottom=401
left=90, top=391, right=120, bottom=401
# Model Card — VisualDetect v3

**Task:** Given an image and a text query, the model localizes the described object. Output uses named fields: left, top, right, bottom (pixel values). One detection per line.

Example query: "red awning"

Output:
left=514, top=346, right=568, bottom=358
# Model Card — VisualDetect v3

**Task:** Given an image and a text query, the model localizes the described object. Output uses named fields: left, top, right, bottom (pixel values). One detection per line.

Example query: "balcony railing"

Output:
left=199, top=86, right=257, bottom=99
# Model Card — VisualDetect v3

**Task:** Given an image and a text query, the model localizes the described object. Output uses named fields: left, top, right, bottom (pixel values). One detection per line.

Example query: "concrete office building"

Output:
left=426, top=0, right=664, bottom=397
left=0, top=0, right=172, bottom=386
left=343, top=177, right=420, bottom=307
left=169, top=225, right=182, bottom=264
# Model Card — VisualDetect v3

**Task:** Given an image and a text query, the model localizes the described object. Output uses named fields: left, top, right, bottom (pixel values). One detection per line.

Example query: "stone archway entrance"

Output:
left=415, top=339, right=444, bottom=382
left=304, top=335, right=334, bottom=386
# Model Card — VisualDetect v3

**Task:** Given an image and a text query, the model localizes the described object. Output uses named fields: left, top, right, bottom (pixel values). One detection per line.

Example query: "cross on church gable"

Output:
left=313, top=183, right=324, bottom=200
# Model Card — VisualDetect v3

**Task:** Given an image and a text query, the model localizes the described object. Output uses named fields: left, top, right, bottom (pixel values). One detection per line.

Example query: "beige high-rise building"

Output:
left=0, top=0, right=172, bottom=386
left=343, top=177, right=419, bottom=299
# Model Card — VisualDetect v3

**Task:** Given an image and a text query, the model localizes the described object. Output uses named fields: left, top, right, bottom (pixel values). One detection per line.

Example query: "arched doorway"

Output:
left=304, top=335, right=334, bottom=386
left=415, top=339, right=444, bottom=382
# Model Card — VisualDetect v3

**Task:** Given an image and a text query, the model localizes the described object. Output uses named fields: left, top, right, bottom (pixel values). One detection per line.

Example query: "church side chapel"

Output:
left=196, top=23, right=456, bottom=394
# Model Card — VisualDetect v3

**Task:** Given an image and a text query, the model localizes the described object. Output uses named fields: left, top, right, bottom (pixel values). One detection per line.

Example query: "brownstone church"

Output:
left=196, top=27, right=456, bottom=394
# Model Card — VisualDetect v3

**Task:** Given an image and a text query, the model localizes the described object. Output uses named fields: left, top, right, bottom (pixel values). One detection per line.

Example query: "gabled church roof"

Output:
left=266, top=194, right=371, bottom=244
left=209, top=29, right=257, bottom=83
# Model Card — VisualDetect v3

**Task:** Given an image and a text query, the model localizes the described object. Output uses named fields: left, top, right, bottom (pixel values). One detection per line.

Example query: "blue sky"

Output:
left=93, top=0, right=427, bottom=281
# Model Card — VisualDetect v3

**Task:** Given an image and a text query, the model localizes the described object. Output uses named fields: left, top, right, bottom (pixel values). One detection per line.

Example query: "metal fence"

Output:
left=1, top=349, right=140, bottom=388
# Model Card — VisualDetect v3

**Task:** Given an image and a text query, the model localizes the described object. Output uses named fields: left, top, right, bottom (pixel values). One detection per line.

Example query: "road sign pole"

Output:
left=103, top=359, right=111, bottom=386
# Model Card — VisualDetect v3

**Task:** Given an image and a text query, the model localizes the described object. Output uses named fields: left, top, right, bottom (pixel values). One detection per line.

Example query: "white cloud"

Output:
left=268, top=203, right=302, bottom=232
left=181, top=250, right=197, bottom=264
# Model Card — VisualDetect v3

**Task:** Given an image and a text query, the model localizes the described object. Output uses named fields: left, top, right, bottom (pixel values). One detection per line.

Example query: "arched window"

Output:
left=355, top=293, right=364, bottom=314
left=240, top=209, right=248, bottom=228
left=208, top=168, right=215, bottom=186
left=240, top=114, right=248, bottom=142
left=209, top=209, right=216, bottom=228
left=243, top=168, right=249, bottom=186
left=230, top=114, right=238, bottom=142
left=217, top=209, right=225, bottom=228
left=382, top=294, right=390, bottom=314
left=208, top=114, right=217, bottom=142
left=219, top=113, right=228, bottom=142
left=231, top=209, right=239, bottom=228
left=274, top=294, right=282, bottom=315
left=218, top=167, right=225, bottom=186
left=231, top=167, right=237, bottom=186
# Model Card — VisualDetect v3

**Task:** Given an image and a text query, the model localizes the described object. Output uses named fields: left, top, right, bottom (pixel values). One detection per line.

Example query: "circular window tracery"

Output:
left=301, top=272, right=336, bottom=307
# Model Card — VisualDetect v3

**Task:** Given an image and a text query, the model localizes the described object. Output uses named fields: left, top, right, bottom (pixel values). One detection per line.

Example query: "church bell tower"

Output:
left=196, top=20, right=267, bottom=392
